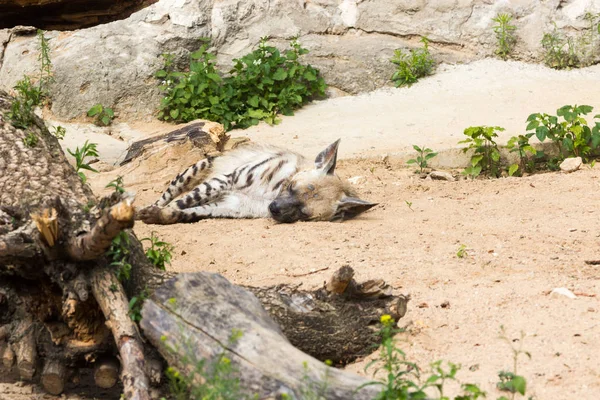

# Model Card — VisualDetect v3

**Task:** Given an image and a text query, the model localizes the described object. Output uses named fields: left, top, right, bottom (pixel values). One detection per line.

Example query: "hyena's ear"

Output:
left=315, top=139, right=341, bottom=175
left=334, top=197, right=378, bottom=221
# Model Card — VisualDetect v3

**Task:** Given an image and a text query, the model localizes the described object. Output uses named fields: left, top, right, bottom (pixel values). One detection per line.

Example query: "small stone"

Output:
left=560, top=157, right=582, bottom=173
left=550, top=288, right=577, bottom=299
left=440, top=300, right=450, bottom=308
left=347, top=176, right=366, bottom=185
left=430, top=171, right=456, bottom=181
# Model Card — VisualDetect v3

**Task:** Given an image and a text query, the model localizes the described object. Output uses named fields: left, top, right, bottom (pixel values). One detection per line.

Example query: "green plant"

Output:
left=67, top=140, right=99, bottom=183
left=107, top=231, right=132, bottom=282
left=106, top=176, right=125, bottom=194
left=22, top=131, right=39, bottom=148
left=526, top=105, right=600, bottom=161
left=297, top=360, right=332, bottom=400
left=456, top=244, right=468, bottom=258
left=88, top=104, right=115, bottom=126
left=541, top=24, right=580, bottom=69
left=162, top=329, right=252, bottom=400
left=128, top=288, right=149, bottom=323
left=8, top=76, right=42, bottom=129
left=390, top=37, right=436, bottom=87
left=506, top=134, right=537, bottom=176
left=407, top=145, right=438, bottom=173
left=496, top=326, right=531, bottom=400
left=141, top=232, right=174, bottom=271
left=361, top=315, right=486, bottom=400
left=51, top=125, right=66, bottom=140
left=459, top=126, right=504, bottom=178
left=37, top=29, right=53, bottom=98
left=156, top=37, right=326, bottom=131
left=492, top=13, right=517, bottom=60
left=405, top=200, right=414, bottom=212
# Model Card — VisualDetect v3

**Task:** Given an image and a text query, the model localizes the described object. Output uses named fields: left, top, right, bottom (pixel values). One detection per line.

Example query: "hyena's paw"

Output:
left=136, top=205, right=179, bottom=225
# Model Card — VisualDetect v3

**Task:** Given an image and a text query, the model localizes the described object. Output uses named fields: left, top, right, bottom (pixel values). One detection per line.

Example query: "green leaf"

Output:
left=303, top=69, right=317, bottom=81
left=247, top=109, right=266, bottom=119
left=101, top=116, right=111, bottom=126
left=170, top=109, right=179, bottom=119
left=425, top=152, right=438, bottom=160
left=155, top=70, right=168, bottom=78
left=207, top=73, right=222, bottom=82
left=87, top=104, right=103, bottom=117
left=526, top=120, right=539, bottom=131
left=272, top=68, right=288, bottom=81
left=412, top=144, right=422, bottom=152
left=248, top=96, right=260, bottom=108
left=406, top=159, right=417, bottom=164
left=471, top=155, right=484, bottom=167
left=105, top=108, right=114, bottom=118
left=526, top=113, right=539, bottom=122
left=508, top=164, right=519, bottom=176
left=536, top=126, right=548, bottom=142
left=512, top=375, right=526, bottom=395
left=578, top=105, right=593, bottom=114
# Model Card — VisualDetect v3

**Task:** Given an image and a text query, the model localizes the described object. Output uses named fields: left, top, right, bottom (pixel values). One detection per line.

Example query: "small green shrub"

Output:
left=459, top=126, right=503, bottom=178
left=22, top=131, right=38, bottom=148
left=8, top=76, right=42, bottom=129
left=407, top=144, right=437, bottom=173
left=88, top=104, right=115, bottom=126
left=51, top=125, right=66, bottom=140
left=106, top=176, right=125, bottom=194
left=128, top=288, right=148, bottom=323
left=496, top=326, right=531, bottom=400
left=390, top=37, right=436, bottom=87
left=492, top=13, right=517, bottom=60
left=107, top=231, right=132, bottom=282
left=361, top=315, right=486, bottom=400
left=67, top=140, right=99, bottom=183
left=162, top=329, right=251, bottom=400
left=506, top=134, right=537, bottom=176
left=156, top=37, right=326, bottom=131
left=526, top=104, right=600, bottom=161
left=141, top=231, right=174, bottom=271
left=456, top=244, right=468, bottom=258
left=36, top=29, right=53, bottom=98
left=541, top=24, right=580, bottom=69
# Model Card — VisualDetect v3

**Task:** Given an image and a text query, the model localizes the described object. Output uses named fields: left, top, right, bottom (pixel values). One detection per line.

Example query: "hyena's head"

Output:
left=268, top=139, right=377, bottom=223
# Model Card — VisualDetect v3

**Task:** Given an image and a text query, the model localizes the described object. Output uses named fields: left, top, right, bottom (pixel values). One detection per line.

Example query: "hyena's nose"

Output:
left=268, top=201, right=280, bottom=216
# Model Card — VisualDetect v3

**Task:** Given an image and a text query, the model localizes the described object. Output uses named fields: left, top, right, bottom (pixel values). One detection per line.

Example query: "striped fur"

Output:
left=137, top=140, right=377, bottom=224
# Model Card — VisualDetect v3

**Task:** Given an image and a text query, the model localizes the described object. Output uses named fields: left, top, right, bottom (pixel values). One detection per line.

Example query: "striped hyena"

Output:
left=137, top=139, right=377, bottom=224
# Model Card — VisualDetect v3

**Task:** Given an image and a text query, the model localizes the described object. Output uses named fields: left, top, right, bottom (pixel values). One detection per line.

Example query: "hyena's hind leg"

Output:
left=154, top=158, right=212, bottom=207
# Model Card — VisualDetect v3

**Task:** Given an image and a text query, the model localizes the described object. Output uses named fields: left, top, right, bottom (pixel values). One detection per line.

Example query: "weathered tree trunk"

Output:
left=0, top=91, right=408, bottom=398
left=141, top=272, right=383, bottom=400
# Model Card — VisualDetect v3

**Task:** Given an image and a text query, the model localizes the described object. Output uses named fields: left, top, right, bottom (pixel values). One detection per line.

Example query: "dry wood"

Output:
left=94, top=356, right=120, bottom=389
left=14, top=320, right=36, bottom=381
left=2, top=343, right=14, bottom=368
left=141, top=272, right=382, bottom=400
left=90, top=265, right=150, bottom=400
left=41, top=359, right=67, bottom=395
left=325, top=264, right=354, bottom=294
left=67, top=198, right=135, bottom=261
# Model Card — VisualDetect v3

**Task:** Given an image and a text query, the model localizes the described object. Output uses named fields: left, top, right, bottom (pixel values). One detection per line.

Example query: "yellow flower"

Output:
left=221, top=357, right=231, bottom=365
left=380, top=314, right=393, bottom=325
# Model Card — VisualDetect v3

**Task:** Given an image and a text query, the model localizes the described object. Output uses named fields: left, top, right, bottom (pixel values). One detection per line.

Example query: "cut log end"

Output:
left=94, top=356, right=120, bottom=389
left=15, top=325, right=36, bottom=381
left=325, top=265, right=355, bottom=294
left=41, top=360, right=67, bottom=395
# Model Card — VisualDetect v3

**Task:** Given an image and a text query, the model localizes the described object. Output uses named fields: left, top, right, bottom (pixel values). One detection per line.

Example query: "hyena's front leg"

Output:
left=155, top=158, right=212, bottom=207
left=138, top=174, right=233, bottom=225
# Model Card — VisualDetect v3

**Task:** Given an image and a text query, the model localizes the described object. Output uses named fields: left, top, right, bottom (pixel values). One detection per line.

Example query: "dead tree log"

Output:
left=141, top=272, right=383, bottom=400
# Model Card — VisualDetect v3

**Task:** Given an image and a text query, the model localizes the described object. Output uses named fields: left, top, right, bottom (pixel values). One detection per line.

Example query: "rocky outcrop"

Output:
left=0, top=0, right=598, bottom=121
left=0, top=0, right=157, bottom=30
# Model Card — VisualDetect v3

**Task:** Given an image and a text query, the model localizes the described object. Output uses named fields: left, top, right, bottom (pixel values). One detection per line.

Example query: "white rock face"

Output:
left=1, top=0, right=598, bottom=120
left=560, top=157, right=583, bottom=173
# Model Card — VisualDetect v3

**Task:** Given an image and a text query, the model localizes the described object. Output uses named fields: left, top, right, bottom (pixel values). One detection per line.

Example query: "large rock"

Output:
left=1, top=0, right=598, bottom=121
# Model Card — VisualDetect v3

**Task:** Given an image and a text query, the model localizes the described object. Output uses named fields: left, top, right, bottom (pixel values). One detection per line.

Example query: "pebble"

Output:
left=559, top=157, right=582, bottom=173
left=430, top=170, right=456, bottom=181
left=550, top=287, right=577, bottom=299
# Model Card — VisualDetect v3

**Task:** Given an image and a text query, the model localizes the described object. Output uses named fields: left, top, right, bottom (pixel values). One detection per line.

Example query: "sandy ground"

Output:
left=93, top=158, right=600, bottom=400
left=5, top=59, right=600, bottom=399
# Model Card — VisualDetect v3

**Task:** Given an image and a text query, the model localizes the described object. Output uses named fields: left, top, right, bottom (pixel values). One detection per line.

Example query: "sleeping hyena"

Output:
left=137, top=139, right=377, bottom=224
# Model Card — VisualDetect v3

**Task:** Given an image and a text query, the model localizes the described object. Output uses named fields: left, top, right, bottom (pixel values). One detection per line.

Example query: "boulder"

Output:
left=1, top=0, right=598, bottom=121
